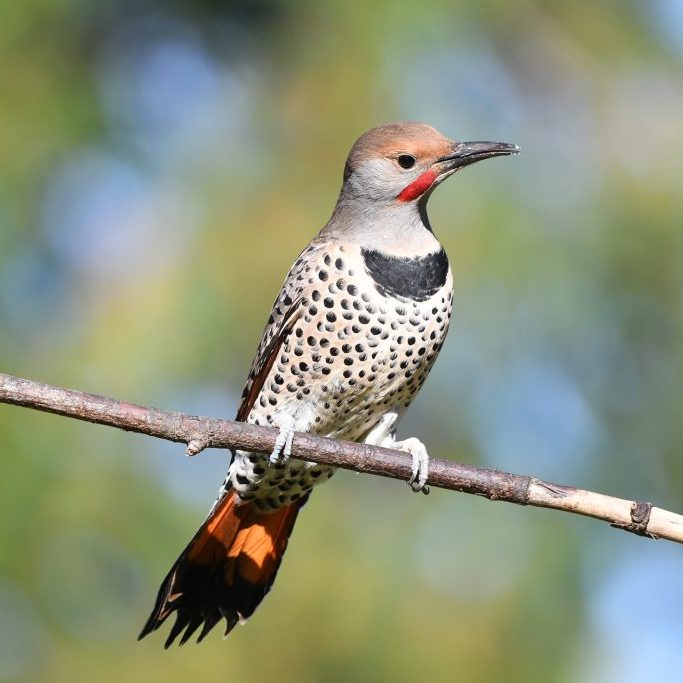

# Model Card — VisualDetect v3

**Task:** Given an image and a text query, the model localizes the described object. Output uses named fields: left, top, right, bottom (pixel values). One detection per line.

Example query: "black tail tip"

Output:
left=138, top=607, right=238, bottom=648
left=137, top=615, right=161, bottom=643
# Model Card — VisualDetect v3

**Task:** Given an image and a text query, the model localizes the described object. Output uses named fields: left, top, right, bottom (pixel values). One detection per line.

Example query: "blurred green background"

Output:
left=2, top=0, right=683, bottom=681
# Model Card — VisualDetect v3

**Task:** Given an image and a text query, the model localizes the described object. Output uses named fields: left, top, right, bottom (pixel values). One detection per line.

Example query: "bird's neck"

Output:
left=322, top=194, right=441, bottom=258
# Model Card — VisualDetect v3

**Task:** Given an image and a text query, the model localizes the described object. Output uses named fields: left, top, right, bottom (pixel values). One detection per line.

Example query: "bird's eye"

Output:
left=397, top=154, right=416, bottom=169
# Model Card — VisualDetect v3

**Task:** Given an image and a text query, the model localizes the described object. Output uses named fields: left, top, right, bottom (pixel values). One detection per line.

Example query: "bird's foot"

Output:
left=394, top=437, right=430, bottom=494
left=269, top=415, right=296, bottom=465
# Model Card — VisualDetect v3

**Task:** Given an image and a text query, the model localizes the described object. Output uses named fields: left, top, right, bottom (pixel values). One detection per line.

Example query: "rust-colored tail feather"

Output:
left=139, top=490, right=305, bottom=647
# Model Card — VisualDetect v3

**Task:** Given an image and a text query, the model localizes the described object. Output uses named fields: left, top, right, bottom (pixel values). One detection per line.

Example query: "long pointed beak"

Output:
left=436, top=141, right=520, bottom=170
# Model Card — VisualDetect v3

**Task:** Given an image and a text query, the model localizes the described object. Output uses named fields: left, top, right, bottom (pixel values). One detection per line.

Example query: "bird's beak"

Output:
left=436, top=141, right=520, bottom=171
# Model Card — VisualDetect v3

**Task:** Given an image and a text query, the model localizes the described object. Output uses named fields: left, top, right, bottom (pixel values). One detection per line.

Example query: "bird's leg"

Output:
left=393, top=437, right=430, bottom=495
left=269, top=413, right=297, bottom=465
left=363, top=413, right=430, bottom=494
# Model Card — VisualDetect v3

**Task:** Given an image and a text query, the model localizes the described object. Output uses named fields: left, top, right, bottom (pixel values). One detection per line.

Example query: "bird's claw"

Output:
left=409, top=453, right=430, bottom=495
left=397, top=437, right=430, bottom=494
left=269, top=419, right=295, bottom=465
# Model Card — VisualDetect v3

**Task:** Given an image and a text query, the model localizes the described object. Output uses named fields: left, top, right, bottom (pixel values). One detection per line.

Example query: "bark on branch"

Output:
left=1, top=371, right=682, bottom=543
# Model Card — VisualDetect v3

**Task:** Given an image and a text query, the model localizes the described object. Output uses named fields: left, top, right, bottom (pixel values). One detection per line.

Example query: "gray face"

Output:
left=342, top=155, right=456, bottom=204
left=338, top=121, right=519, bottom=208
left=327, top=123, right=519, bottom=255
left=339, top=122, right=456, bottom=205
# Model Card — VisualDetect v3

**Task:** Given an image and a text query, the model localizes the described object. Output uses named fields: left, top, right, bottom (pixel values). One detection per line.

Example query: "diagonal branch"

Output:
left=1, top=371, right=682, bottom=543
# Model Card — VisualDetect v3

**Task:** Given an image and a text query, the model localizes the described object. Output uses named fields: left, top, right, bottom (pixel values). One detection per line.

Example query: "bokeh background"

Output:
left=2, top=1, right=683, bottom=681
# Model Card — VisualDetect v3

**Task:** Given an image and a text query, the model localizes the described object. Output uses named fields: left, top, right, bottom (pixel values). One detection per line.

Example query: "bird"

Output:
left=138, top=121, right=519, bottom=647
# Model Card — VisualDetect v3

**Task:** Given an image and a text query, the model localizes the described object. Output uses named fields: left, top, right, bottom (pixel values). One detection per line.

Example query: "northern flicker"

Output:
left=139, top=122, right=519, bottom=647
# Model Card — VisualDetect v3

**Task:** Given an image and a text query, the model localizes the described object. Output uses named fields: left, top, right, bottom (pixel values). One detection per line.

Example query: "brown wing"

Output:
left=234, top=239, right=327, bottom=423
left=235, top=299, right=302, bottom=422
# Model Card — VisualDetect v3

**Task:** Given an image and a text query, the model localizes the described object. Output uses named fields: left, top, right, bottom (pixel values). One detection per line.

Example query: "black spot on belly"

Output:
left=361, top=248, right=449, bottom=302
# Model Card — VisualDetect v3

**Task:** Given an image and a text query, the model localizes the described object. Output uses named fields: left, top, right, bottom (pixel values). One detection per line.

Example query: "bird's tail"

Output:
left=138, top=490, right=305, bottom=647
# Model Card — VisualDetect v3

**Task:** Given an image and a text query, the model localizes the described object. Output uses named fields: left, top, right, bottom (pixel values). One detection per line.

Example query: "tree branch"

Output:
left=1, top=371, right=681, bottom=543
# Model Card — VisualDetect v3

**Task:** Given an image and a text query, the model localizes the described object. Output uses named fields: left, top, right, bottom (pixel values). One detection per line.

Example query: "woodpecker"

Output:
left=139, top=122, right=519, bottom=647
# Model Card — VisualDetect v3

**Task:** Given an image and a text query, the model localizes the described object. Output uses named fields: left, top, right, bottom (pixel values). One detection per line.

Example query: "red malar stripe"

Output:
left=397, top=169, right=438, bottom=202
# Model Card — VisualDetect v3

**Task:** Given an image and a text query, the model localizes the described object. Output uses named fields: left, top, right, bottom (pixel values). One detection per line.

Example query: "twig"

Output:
left=1, top=371, right=682, bottom=543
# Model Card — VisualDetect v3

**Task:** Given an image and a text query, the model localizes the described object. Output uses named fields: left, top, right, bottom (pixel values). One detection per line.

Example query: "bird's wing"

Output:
left=235, top=241, right=323, bottom=422
left=235, top=298, right=302, bottom=422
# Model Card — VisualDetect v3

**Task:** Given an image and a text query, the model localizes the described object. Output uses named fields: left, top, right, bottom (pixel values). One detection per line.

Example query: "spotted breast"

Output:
left=228, top=237, right=453, bottom=512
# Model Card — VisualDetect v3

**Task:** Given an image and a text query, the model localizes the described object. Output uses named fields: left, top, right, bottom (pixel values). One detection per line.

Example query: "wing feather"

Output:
left=234, top=240, right=326, bottom=422
left=235, top=299, right=301, bottom=422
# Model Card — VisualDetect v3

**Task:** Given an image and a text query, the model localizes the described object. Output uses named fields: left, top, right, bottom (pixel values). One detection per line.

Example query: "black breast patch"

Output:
left=361, top=247, right=449, bottom=302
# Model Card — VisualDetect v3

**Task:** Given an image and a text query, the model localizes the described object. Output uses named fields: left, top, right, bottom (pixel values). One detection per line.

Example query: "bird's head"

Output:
left=341, top=121, right=519, bottom=205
